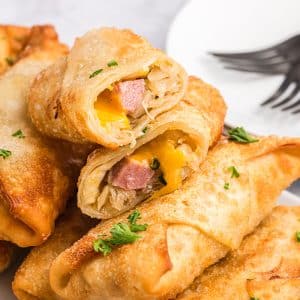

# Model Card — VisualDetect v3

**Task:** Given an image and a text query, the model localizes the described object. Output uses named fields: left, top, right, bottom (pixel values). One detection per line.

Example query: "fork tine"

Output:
left=209, top=34, right=300, bottom=60
left=217, top=55, right=286, bottom=66
left=272, top=85, right=299, bottom=108
left=292, top=108, right=300, bottom=114
left=282, top=98, right=300, bottom=111
left=225, top=62, right=289, bottom=75
left=261, top=77, right=291, bottom=106
left=210, top=49, right=277, bottom=60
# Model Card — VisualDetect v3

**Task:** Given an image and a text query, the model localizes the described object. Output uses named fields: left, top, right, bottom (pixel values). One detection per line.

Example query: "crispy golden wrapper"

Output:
left=49, top=136, right=300, bottom=299
left=0, top=25, right=90, bottom=247
left=13, top=206, right=96, bottom=300
left=28, top=27, right=188, bottom=148
left=179, top=206, right=300, bottom=300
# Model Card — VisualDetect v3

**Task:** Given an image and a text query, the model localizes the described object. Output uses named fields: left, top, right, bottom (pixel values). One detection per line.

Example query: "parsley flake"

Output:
left=296, top=231, right=300, bottom=242
left=228, top=166, right=240, bottom=178
left=89, top=68, right=103, bottom=78
left=12, top=129, right=25, bottom=138
left=224, top=182, right=230, bottom=190
left=142, top=127, right=148, bottom=134
left=107, top=60, right=118, bottom=67
left=250, top=297, right=260, bottom=300
left=128, top=210, right=148, bottom=232
left=228, top=127, right=259, bottom=144
left=150, top=158, right=160, bottom=170
left=5, top=57, right=14, bottom=66
left=93, top=210, right=148, bottom=255
left=0, top=149, right=11, bottom=159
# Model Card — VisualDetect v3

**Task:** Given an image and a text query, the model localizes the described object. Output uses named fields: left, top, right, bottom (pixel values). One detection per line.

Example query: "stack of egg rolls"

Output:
left=27, top=27, right=188, bottom=148
left=0, top=25, right=90, bottom=248
left=78, top=76, right=226, bottom=219
left=11, top=136, right=300, bottom=299
left=179, top=206, right=300, bottom=299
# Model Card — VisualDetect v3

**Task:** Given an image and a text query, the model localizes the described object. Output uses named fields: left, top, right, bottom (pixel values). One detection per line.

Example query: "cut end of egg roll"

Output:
left=28, top=27, right=188, bottom=148
left=49, top=136, right=300, bottom=300
left=12, top=205, right=96, bottom=300
left=179, top=206, right=300, bottom=300
left=0, top=241, right=17, bottom=273
left=77, top=76, right=227, bottom=219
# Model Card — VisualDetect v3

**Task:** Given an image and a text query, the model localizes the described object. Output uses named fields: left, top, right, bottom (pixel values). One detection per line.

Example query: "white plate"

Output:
left=1, top=191, right=299, bottom=300
left=167, top=0, right=300, bottom=136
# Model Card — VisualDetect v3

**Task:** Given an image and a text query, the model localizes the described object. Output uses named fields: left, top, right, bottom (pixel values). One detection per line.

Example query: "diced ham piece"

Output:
left=109, top=158, right=154, bottom=190
left=113, top=79, right=145, bottom=115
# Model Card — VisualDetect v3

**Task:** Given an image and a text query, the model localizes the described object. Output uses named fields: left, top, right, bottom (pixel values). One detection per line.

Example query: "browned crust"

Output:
left=180, top=206, right=300, bottom=299
left=50, top=137, right=300, bottom=299
left=0, top=25, right=90, bottom=247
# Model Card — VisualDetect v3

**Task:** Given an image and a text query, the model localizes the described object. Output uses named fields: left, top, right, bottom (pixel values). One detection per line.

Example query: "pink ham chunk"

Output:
left=109, top=158, right=154, bottom=190
left=114, top=79, right=145, bottom=115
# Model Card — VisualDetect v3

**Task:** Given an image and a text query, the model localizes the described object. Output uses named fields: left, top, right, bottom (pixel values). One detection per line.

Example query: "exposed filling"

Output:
left=94, top=62, right=181, bottom=135
left=96, top=131, right=200, bottom=212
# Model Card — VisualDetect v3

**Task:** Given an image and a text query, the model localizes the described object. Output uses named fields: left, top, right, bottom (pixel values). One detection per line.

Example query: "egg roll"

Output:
left=78, top=76, right=226, bottom=219
left=0, top=25, right=89, bottom=247
left=179, top=206, right=300, bottom=300
left=0, top=25, right=31, bottom=75
left=12, top=205, right=96, bottom=300
left=49, top=136, right=300, bottom=300
left=28, top=27, right=187, bottom=148
left=0, top=241, right=17, bottom=272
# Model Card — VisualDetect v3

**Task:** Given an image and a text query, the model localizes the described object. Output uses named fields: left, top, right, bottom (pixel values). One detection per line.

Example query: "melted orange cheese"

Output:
left=131, top=131, right=186, bottom=198
left=94, top=89, right=130, bottom=128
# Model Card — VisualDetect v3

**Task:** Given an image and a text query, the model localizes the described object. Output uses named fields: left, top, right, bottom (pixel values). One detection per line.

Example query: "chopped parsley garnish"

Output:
left=142, top=126, right=148, bottom=134
left=128, top=210, right=148, bottom=232
left=0, top=149, right=11, bottom=159
left=296, top=231, right=300, bottom=242
left=107, top=60, right=118, bottom=67
left=5, top=57, right=14, bottom=66
left=12, top=129, right=25, bottom=138
left=228, top=127, right=259, bottom=144
left=224, top=182, right=230, bottom=190
left=89, top=68, right=103, bottom=78
left=158, top=174, right=167, bottom=186
left=228, top=166, right=240, bottom=178
left=150, top=158, right=160, bottom=170
left=250, top=297, right=259, bottom=300
left=93, top=210, right=148, bottom=255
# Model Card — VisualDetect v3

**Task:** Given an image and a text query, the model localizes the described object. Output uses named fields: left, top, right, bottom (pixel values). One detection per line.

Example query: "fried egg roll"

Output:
left=78, top=76, right=226, bottom=219
left=0, top=25, right=89, bottom=247
left=28, top=27, right=187, bottom=148
left=179, top=206, right=300, bottom=300
left=13, top=206, right=96, bottom=300
left=0, top=25, right=31, bottom=75
left=50, top=136, right=300, bottom=300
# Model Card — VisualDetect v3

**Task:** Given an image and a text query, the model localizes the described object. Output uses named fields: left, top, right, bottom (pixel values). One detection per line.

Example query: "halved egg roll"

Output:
left=78, top=76, right=226, bottom=219
left=0, top=241, right=17, bottom=273
left=28, top=27, right=187, bottom=148
left=12, top=205, right=96, bottom=300
left=49, top=136, right=300, bottom=300
left=179, top=206, right=300, bottom=300
left=0, top=25, right=89, bottom=247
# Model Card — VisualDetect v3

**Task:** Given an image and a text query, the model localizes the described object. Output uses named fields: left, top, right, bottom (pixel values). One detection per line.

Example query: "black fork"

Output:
left=209, top=34, right=300, bottom=111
